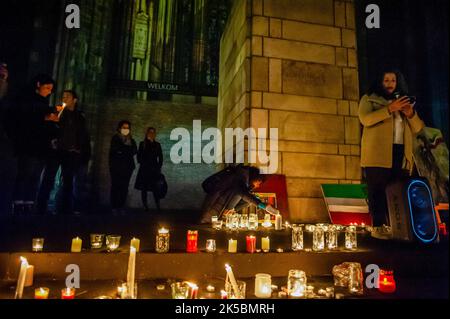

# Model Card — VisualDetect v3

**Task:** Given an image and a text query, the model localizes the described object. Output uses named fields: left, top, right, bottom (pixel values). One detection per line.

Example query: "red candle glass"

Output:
left=246, top=235, right=256, bottom=253
left=186, top=230, right=198, bottom=253
left=61, top=287, right=76, bottom=299
left=378, top=270, right=396, bottom=293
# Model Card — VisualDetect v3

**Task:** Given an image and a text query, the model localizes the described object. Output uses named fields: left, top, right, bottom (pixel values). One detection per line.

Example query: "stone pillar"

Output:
left=219, top=0, right=361, bottom=222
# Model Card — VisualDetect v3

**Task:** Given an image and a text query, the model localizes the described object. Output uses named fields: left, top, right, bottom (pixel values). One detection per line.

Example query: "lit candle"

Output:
left=14, top=257, right=28, bottom=299
left=32, top=238, right=44, bottom=252
left=206, top=285, right=215, bottom=292
left=255, top=273, right=272, bottom=298
left=117, top=282, right=128, bottom=299
left=156, top=228, right=170, bottom=253
left=186, top=230, right=198, bottom=253
left=186, top=282, right=199, bottom=299
left=34, top=287, right=49, bottom=299
left=126, top=246, right=137, bottom=299
left=71, top=237, right=82, bottom=253
left=228, top=239, right=237, bottom=253
left=378, top=270, right=396, bottom=293
left=225, top=264, right=241, bottom=299
left=220, top=290, right=228, bottom=299
left=130, top=237, right=140, bottom=252
left=58, top=102, right=66, bottom=118
left=261, top=236, right=270, bottom=252
left=24, top=265, right=34, bottom=287
left=246, top=236, right=256, bottom=253
left=262, top=214, right=272, bottom=228
left=61, top=287, right=75, bottom=299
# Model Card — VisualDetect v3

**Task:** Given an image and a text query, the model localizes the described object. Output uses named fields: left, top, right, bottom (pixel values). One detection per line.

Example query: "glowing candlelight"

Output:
left=130, top=237, right=140, bottom=252
left=34, top=287, right=49, bottom=299
left=156, top=228, right=170, bottom=253
left=61, top=287, right=75, bottom=299
left=225, top=264, right=241, bottom=299
left=255, top=273, right=272, bottom=298
left=126, top=246, right=137, bottom=299
left=32, top=238, right=44, bottom=252
left=206, top=285, right=215, bottom=292
left=206, top=239, right=216, bottom=253
left=246, top=236, right=256, bottom=253
left=228, top=239, right=237, bottom=253
left=261, top=236, right=270, bottom=252
left=378, top=270, right=396, bottom=293
left=186, top=230, right=198, bottom=253
left=71, top=237, right=82, bottom=253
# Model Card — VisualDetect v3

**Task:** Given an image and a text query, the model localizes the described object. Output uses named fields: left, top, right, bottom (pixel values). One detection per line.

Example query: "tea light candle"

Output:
left=34, top=287, right=50, bottom=299
left=156, top=284, right=166, bottom=291
left=206, top=285, right=215, bottom=292
left=206, top=239, right=216, bottom=253
left=71, top=237, right=82, bottom=253
left=61, top=287, right=75, bottom=299
left=246, top=236, right=256, bottom=253
left=24, top=265, right=34, bottom=287
left=32, top=238, right=44, bottom=252
left=228, top=239, right=237, bottom=253
left=186, top=230, right=198, bottom=253
left=261, top=236, right=270, bottom=252
left=130, top=237, right=140, bottom=252
left=378, top=270, right=396, bottom=293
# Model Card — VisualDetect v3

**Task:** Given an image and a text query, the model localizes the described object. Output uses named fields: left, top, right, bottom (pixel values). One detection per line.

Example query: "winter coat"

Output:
left=109, top=134, right=137, bottom=175
left=134, top=140, right=163, bottom=191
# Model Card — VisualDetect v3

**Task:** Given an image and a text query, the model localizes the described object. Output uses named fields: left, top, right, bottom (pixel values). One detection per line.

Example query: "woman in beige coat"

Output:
left=359, top=70, right=424, bottom=237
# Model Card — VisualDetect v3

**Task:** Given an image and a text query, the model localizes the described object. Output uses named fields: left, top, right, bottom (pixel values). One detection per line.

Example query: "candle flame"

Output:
left=20, top=256, right=27, bottom=263
left=225, top=264, right=231, bottom=271
left=158, top=227, right=169, bottom=234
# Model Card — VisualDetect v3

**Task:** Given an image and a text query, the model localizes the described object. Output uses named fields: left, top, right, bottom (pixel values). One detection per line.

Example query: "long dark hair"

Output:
left=367, top=68, right=409, bottom=99
left=116, top=120, right=131, bottom=132
left=143, top=127, right=156, bottom=148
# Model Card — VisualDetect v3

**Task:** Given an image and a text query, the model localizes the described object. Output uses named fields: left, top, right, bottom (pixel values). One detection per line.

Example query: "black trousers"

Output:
left=37, top=151, right=61, bottom=213
left=60, top=151, right=82, bottom=214
left=13, top=155, right=44, bottom=203
left=110, top=169, right=133, bottom=209
left=364, top=144, right=406, bottom=227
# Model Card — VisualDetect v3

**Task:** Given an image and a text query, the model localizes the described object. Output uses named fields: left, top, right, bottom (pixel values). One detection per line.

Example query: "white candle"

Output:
left=127, top=246, right=136, bottom=299
left=24, top=265, right=34, bottom=287
left=255, top=273, right=272, bottom=298
left=225, top=264, right=240, bottom=299
left=228, top=239, right=237, bottom=253
left=262, top=237, right=270, bottom=252
left=15, top=257, right=28, bottom=299
left=71, top=237, right=82, bottom=253
left=275, top=213, right=282, bottom=230
left=131, top=237, right=140, bottom=252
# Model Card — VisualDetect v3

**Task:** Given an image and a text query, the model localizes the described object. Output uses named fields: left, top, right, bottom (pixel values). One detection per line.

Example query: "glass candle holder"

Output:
left=206, top=239, right=216, bottom=253
left=248, top=213, right=259, bottom=230
left=212, top=216, right=223, bottom=230
left=156, top=228, right=170, bottom=253
left=287, top=269, right=307, bottom=298
left=239, top=214, right=249, bottom=229
left=90, top=234, right=104, bottom=249
left=261, top=236, right=270, bottom=252
left=291, top=224, right=304, bottom=251
left=327, top=224, right=338, bottom=250
left=246, top=235, right=256, bottom=253
left=255, top=274, right=272, bottom=298
left=378, top=270, right=396, bottom=293
left=32, top=238, right=44, bottom=252
left=211, top=215, right=218, bottom=225
left=225, top=280, right=246, bottom=299
left=61, top=287, right=75, bottom=299
left=171, top=282, right=189, bottom=299
left=225, top=214, right=233, bottom=229
left=345, top=226, right=357, bottom=250
left=106, top=235, right=121, bottom=252
left=186, top=230, right=198, bottom=253
left=34, top=287, right=49, bottom=299
left=348, top=263, right=364, bottom=295
left=231, top=213, right=240, bottom=229
left=313, top=224, right=325, bottom=251
left=262, top=213, right=272, bottom=228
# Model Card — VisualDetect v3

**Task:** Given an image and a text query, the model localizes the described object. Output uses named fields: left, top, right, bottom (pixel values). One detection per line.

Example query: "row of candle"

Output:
left=213, top=213, right=283, bottom=231
left=34, top=287, right=76, bottom=299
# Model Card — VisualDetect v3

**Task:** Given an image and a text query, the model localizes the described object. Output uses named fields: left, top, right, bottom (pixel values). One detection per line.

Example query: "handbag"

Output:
left=154, top=173, right=168, bottom=199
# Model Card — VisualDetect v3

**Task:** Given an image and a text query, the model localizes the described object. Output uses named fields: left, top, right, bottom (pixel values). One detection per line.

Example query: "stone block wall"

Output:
left=219, top=0, right=361, bottom=223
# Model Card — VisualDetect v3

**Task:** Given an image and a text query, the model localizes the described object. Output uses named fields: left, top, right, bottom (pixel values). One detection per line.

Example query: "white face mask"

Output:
left=120, top=129, right=130, bottom=136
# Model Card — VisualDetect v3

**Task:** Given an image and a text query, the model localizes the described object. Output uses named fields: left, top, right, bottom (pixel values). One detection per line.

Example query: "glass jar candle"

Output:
left=348, top=263, right=364, bottom=295
left=287, top=269, right=307, bottom=298
left=106, top=235, right=121, bottom=252
left=378, top=270, right=396, bottom=293
left=291, top=224, right=304, bottom=251
left=231, top=213, right=240, bottom=229
left=206, top=239, right=216, bottom=253
left=32, top=238, right=44, bottom=252
left=248, top=213, right=259, bottom=230
left=246, top=235, right=256, bottom=253
left=212, top=216, right=223, bottom=230
left=312, top=224, right=325, bottom=251
left=90, top=234, right=104, bottom=249
left=34, top=287, right=49, bottom=299
left=239, top=214, right=249, bottom=229
left=327, top=224, right=338, bottom=250
left=156, top=228, right=170, bottom=253
left=171, top=282, right=189, bottom=299
left=254, top=274, right=272, bottom=298
left=345, top=226, right=357, bottom=250
left=262, top=213, right=272, bottom=228
left=186, top=230, right=198, bottom=253
left=225, top=214, right=233, bottom=229
left=61, top=287, right=76, bottom=299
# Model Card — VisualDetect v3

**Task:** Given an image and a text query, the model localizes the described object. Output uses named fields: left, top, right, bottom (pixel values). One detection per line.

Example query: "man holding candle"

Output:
left=199, top=165, right=273, bottom=224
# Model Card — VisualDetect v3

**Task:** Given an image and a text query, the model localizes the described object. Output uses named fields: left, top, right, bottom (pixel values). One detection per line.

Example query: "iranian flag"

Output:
left=321, top=184, right=372, bottom=226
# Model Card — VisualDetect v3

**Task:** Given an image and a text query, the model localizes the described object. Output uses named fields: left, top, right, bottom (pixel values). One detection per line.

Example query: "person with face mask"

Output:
left=109, top=120, right=137, bottom=215
left=359, top=69, right=425, bottom=239
left=134, top=127, right=164, bottom=211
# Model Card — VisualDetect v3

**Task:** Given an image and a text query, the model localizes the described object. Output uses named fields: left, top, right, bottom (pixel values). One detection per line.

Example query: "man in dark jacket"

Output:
left=199, top=165, right=275, bottom=224
left=11, top=74, right=58, bottom=214
left=37, top=90, right=91, bottom=214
